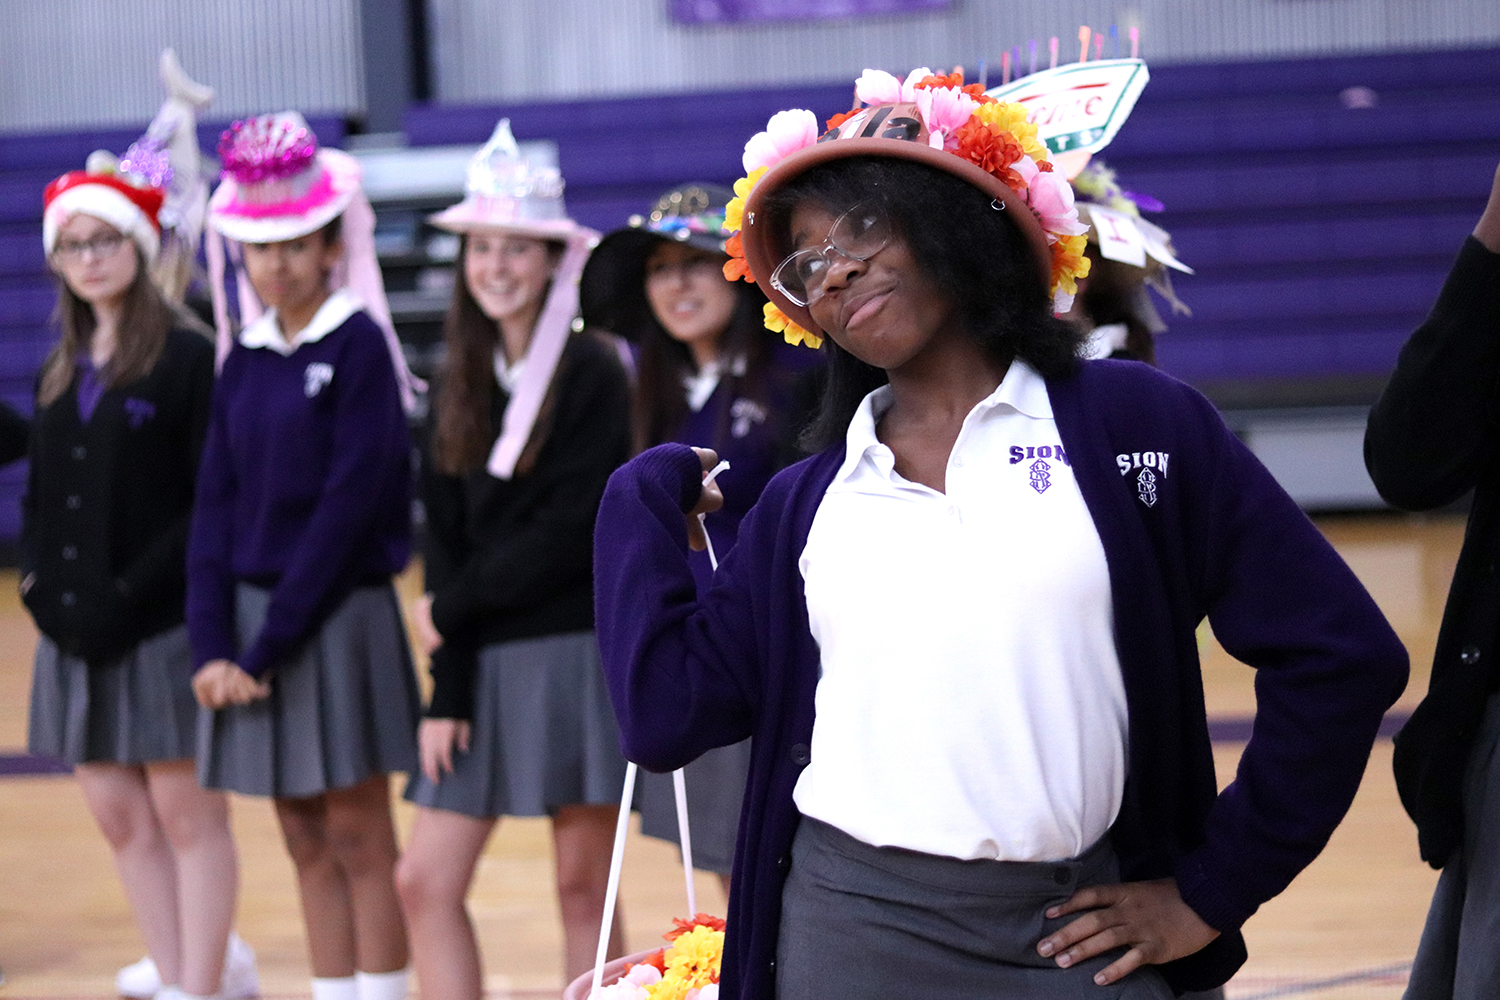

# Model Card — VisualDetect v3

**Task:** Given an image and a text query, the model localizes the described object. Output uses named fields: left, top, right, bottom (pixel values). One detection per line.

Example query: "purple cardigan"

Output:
left=594, top=359, right=1407, bottom=996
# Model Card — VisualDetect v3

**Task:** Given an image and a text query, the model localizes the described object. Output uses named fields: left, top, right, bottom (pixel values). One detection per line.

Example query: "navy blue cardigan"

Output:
left=594, top=359, right=1408, bottom=996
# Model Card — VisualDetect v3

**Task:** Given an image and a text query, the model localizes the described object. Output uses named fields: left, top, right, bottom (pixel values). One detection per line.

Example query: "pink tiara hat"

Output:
left=205, top=112, right=422, bottom=411
left=430, top=119, right=601, bottom=479
left=428, top=119, right=594, bottom=242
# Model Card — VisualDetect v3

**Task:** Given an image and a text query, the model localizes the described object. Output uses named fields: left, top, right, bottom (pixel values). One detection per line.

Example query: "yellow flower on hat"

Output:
left=764, top=302, right=823, bottom=350
left=723, top=167, right=766, bottom=234
left=973, top=102, right=1047, bottom=161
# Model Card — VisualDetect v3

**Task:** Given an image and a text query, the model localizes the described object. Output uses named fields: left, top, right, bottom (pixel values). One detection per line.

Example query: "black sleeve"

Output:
left=116, top=337, right=215, bottom=606
left=425, top=641, right=477, bottom=720
left=1365, top=237, right=1500, bottom=510
left=0, top=400, right=30, bottom=467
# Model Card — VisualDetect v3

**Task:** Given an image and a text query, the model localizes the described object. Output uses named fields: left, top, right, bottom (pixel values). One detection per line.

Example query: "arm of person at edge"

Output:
left=1044, top=386, right=1408, bottom=984
left=1365, top=158, right=1500, bottom=510
left=185, top=360, right=259, bottom=710
left=425, top=346, right=631, bottom=643
left=593, top=442, right=755, bottom=772
left=414, top=452, right=473, bottom=783
left=234, top=325, right=411, bottom=682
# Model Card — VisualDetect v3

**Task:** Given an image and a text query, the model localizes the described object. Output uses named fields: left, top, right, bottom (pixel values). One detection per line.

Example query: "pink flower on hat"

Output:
left=1026, top=171, right=1090, bottom=242
left=853, top=67, right=935, bottom=106
left=914, top=86, right=980, bottom=150
left=742, top=110, right=820, bottom=174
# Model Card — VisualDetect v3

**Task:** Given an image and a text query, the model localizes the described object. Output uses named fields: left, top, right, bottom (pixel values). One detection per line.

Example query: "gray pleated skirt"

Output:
left=196, top=583, right=420, bottom=798
left=1405, top=688, right=1500, bottom=1000
left=27, top=624, right=198, bottom=766
left=638, top=739, right=751, bottom=875
left=777, top=817, right=1175, bottom=1000
left=404, top=631, right=628, bottom=819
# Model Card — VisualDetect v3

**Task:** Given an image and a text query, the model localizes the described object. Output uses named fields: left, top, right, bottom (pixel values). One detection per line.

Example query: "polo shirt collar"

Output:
left=239, top=288, right=363, bottom=356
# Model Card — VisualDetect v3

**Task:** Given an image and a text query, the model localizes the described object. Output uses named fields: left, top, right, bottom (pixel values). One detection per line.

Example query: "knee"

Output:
left=279, top=816, right=333, bottom=871
left=394, top=852, right=454, bottom=919
left=92, top=802, right=159, bottom=852
left=554, top=859, right=608, bottom=909
left=326, top=819, right=397, bottom=878
left=157, top=798, right=232, bottom=853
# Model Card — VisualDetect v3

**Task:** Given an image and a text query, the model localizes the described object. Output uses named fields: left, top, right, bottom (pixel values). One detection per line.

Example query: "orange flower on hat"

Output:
left=825, top=108, right=860, bottom=131
left=973, top=102, right=1047, bottom=161
left=722, top=233, right=754, bottom=283
left=764, top=302, right=822, bottom=350
left=952, top=120, right=1029, bottom=191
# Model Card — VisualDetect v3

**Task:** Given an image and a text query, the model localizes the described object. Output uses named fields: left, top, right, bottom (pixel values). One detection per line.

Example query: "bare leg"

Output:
left=276, top=793, right=357, bottom=978
left=717, top=872, right=732, bottom=905
left=395, top=808, right=495, bottom=1000
left=322, top=776, right=410, bottom=974
left=552, top=804, right=626, bottom=984
left=76, top=763, right=184, bottom=987
left=146, top=760, right=237, bottom=997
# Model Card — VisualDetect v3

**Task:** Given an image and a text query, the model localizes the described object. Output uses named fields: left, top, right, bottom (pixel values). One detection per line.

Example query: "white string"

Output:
left=590, top=761, right=638, bottom=998
left=698, top=460, right=730, bottom=573
left=672, top=769, right=697, bottom=916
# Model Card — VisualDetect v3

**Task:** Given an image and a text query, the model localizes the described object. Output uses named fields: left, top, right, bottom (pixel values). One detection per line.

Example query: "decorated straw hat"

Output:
left=727, top=67, right=1092, bottom=349
left=43, top=158, right=166, bottom=263
left=208, top=112, right=361, bottom=244
left=429, top=119, right=594, bottom=242
left=581, top=183, right=759, bottom=340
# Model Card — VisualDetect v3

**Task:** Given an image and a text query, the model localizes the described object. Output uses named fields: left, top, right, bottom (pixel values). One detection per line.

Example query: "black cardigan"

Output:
left=1365, top=236, right=1500, bottom=866
left=422, top=330, right=631, bottom=719
left=21, top=327, right=215, bottom=664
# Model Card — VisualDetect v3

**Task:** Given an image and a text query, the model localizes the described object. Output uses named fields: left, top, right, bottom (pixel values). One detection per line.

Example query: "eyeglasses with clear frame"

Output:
left=770, top=201, right=892, bottom=307
left=53, top=231, right=128, bottom=262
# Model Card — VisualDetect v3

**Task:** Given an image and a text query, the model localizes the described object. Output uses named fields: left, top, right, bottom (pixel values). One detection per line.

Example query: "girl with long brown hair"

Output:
left=396, top=120, right=632, bottom=998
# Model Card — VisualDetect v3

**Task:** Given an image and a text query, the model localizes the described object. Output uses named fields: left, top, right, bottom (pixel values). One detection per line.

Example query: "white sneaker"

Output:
left=115, top=934, right=259, bottom=999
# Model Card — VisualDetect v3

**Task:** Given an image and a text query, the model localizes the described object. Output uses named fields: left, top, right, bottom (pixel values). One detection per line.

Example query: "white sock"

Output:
left=312, top=976, right=359, bottom=1000
left=176, top=991, right=221, bottom=1000
left=356, top=968, right=410, bottom=1000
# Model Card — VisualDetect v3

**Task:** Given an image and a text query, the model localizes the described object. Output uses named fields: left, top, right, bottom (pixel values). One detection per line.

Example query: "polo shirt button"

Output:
left=769, top=960, right=776, bottom=973
left=790, top=743, right=811, bottom=766
left=71, top=445, right=86, bottom=460
left=1461, top=645, right=1482, bottom=666
left=61, top=591, right=76, bottom=607
left=66, top=495, right=81, bottom=509
left=777, top=854, right=790, bottom=872
left=947, top=504, right=958, bottom=517
left=62, top=546, right=77, bottom=560
left=1053, top=866, right=1071, bottom=885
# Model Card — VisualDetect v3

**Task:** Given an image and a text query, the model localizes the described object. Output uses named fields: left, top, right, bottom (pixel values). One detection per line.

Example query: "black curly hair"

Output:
left=762, top=157, right=1085, bottom=452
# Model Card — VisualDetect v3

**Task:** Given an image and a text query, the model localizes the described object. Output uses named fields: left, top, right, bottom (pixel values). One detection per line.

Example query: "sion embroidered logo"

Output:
left=1011, top=444, right=1069, bottom=496
left=304, top=362, right=334, bottom=398
left=1117, top=451, right=1169, bottom=507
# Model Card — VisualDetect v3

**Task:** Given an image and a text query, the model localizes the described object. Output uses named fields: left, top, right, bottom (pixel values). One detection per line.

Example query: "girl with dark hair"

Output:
left=395, top=121, right=632, bottom=996
left=189, top=113, right=421, bottom=1000
left=24, top=156, right=238, bottom=1000
left=581, top=184, right=814, bottom=894
left=593, top=70, right=1407, bottom=999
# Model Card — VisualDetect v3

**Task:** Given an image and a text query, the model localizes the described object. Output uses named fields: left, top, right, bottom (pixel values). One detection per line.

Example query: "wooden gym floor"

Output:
left=0, top=511, right=1466, bottom=998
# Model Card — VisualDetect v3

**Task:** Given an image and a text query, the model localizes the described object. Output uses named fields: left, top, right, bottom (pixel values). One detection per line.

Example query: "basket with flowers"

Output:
left=565, top=914, right=726, bottom=1000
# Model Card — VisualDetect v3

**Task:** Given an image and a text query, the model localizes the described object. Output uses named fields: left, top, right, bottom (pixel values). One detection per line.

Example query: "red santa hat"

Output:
left=43, top=152, right=166, bottom=263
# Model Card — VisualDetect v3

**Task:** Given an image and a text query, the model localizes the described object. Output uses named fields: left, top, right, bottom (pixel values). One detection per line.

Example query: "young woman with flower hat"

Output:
left=393, top=120, right=633, bottom=995
left=593, top=68, right=1408, bottom=998
left=188, top=112, right=421, bottom=1000
left=580, top=183, right=814, bottom=895
left=23, top=150, right=238, bottom=1000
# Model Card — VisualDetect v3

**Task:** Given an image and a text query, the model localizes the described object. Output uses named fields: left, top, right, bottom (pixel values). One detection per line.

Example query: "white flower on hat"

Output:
left=741, top=109, right=820, bottom=174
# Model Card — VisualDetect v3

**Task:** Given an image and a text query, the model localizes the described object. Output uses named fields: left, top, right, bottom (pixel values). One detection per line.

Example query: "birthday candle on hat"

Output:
left=1095, top=33, right=1103, bottom=60
left=1001, top=49, right=1011, bottom=85
left=1029, top=39, right=1037, bottom=75
left=1130, top=26, right=1140, bottom=58
left=1079, top=25, right=1091, bottom=63
left=1110, top=23, right=1118, bottom=58
left=1049, top=36, right=1059, bottom=69
left=978, top=57, right=988, bottom=89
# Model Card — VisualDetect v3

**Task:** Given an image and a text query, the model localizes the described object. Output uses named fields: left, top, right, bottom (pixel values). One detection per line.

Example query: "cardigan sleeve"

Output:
left=236, top=325, right=411, bottom=678
left=0, top=398, right=30, bottom=467
left=1364, top=237, right=1500, bottom=510
left=426, top=343, right=631, bottom=639
left=420, top=446, right=476, bottom=719
left=116, top=335, right=215, bottom=607
left=593, top=442, right=761, bottom=772
left=1173, top=405, right=1409, bottom=933
left=186, top=358, right=242, bottom=669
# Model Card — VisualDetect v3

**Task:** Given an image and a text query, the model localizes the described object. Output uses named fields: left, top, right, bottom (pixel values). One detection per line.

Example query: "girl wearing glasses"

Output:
left=25, top=156, right=239, bottom=1000
left=580, top=184, right=813, bottom=897
left=189, top=113, right=422, bottom=1000
left=594, top=72, right=1407, bottom=999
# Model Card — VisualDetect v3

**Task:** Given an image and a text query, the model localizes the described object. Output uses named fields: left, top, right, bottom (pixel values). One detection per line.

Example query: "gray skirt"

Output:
left=27, top=624, right=198, bottom=767
left=196, top=583, right=420, bottom=798
left=777, top=817, right=1175, bottom=1000
left=638, top=739, right=751, bottom=875
left=1405, top=688, right=1500, bottom=999
left=404, top=631, right=628, bottom=819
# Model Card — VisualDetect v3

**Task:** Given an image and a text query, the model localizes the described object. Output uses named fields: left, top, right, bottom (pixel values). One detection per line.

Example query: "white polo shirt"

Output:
left=794, top=361, right=1128, bottom=862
